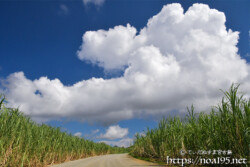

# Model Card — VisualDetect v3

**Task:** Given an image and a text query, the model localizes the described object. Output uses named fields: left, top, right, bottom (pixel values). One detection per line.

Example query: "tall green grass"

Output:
left=0, top=96, right=127, bottom=167
left=131, top=84, right=250, bottom=164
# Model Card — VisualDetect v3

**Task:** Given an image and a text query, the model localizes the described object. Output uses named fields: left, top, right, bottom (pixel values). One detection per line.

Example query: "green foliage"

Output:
left=131, top=84, right=250, bottom=164
left=0, top=95, right=127, bottom=167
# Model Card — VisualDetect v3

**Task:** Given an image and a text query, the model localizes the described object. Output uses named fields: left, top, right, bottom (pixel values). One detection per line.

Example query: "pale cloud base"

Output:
left=1, top=3, right=250, bottom=125
left=100, top=138, right=133, bottom=148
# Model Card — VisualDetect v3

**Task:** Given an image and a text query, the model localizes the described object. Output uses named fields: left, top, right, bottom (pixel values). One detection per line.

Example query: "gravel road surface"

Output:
left=51, top=153, right=165, bottom=167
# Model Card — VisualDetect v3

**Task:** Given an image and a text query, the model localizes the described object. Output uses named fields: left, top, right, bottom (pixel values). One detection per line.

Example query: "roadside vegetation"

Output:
left=0, top=96, right=127, bottom=167
left=131, top=84, right=250, bottom=165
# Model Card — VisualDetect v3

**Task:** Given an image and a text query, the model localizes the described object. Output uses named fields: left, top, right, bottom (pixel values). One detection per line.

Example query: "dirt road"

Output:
left=51, top=153, right=165, bottom=167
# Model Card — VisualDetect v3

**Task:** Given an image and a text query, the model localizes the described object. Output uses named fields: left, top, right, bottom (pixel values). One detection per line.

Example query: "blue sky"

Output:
left=0, top=0, right=249, bottom=147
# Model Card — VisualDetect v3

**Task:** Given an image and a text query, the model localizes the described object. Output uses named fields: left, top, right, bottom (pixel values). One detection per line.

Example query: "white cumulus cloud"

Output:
left=58, top=4, right=69, bottom=15
left=1, top=3, right=250, bottom=125
left=98, top=125, right=128, bottom=140
left=92, top=129, right=100, bottom=134
left=83, top=0, right=105, bottom=6
left=74, top=132, right=82, bottom=137
left=100, top=137, right=133, bottom=148
left=84, top=129, right=100, bottom=139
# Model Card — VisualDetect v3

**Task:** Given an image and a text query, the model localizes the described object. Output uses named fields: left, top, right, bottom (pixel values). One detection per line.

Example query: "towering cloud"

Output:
left=1, top=3, right=250, bottom=125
